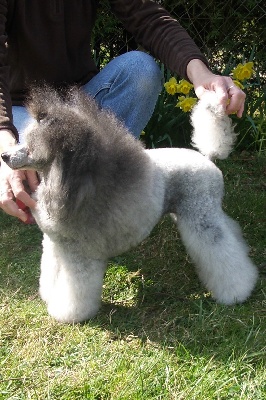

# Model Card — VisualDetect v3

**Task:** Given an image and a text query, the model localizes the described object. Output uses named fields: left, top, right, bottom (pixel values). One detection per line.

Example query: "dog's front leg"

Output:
left=39, top=234, right=107, bottom=323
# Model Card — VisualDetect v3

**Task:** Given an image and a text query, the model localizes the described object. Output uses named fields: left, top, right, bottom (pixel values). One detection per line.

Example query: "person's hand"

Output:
left=0, top=130, right=39, bottom=222
left=187, top=59, right=246, bottom=118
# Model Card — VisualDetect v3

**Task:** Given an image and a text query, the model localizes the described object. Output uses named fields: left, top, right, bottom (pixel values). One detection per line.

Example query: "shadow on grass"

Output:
left=94, top=217, right=265, bottom=364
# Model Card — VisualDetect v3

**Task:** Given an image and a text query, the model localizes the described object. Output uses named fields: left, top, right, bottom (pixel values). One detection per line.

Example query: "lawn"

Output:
left=0, top=153, right=265, bottom=399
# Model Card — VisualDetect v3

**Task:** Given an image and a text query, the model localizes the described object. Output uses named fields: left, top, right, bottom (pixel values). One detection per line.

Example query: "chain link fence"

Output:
left=93, top=0, right=265, bottom=82
left=164, top=0, right=265, bottom=70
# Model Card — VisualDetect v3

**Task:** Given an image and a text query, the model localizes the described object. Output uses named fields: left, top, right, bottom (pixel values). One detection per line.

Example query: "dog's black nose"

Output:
left=1, top=152, right=10, bottom=162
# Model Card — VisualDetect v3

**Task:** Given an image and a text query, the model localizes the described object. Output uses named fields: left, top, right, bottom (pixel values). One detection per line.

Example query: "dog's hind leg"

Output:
left=171, top=163, right=258, bottom=307
left=174, top=209, right=258, bottom=304
left=39, top=235, right=106, bottom=323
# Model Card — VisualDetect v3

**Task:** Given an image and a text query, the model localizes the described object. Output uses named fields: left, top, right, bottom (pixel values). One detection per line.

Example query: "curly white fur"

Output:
left=191, top=92, right=237, bottom=160
left=1, top=87, right=258, bottom=323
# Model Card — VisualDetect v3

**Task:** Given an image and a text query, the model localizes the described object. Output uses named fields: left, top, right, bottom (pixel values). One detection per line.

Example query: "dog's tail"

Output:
left=190, top=92, right=237, bottom=160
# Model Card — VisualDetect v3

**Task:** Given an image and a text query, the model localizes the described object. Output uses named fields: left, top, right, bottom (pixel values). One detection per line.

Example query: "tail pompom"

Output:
left=190, top=92, right=237, bottom=160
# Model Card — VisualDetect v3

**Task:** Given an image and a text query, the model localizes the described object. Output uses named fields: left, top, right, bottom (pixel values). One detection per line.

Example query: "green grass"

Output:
left=0, top=154, right=265, bottom=399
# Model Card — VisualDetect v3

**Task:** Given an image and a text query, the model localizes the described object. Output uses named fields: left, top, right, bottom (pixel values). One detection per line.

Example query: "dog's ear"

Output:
left=26, top=85, right=63, bottom=121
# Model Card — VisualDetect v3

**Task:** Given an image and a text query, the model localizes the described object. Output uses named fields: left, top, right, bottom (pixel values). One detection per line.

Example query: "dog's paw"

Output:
left=210, top=262, right=258, bottom=305
left=46, top=299, right=100, bottom=323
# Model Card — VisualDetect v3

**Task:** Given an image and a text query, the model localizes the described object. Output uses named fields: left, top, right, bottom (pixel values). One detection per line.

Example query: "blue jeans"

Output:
left=13, top=51, right=162, bottom=143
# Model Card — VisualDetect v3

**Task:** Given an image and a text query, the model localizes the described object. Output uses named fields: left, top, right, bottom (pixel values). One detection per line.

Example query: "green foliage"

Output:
left=233, top=89, right=266, bottom=152
left=92, top=2, right=265, bottom=152
left=143, top=54, right=265, bottom=153
left=222, top=52, right=265, bottom=153
left=142, top=66, right=193, bottom=149
left=222, top=48, right=266, bottom=152
left=92, top=0, right=137, bottom=68
left=139, top=70, right=187, bottom=149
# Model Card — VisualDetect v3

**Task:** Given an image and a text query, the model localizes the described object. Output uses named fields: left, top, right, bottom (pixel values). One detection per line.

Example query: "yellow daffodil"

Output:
left=164, top=77, right=179, bottom=95
left=233, top=80, right=244, bottom=90
left=232, top=62, right=254, bottom=81
left=176, top=79, right=194, bottom=95
left=176, top=96, right=197, bottom=112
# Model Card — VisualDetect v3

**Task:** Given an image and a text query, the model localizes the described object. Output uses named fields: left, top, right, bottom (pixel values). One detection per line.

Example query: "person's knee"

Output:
left=124, top=51, right=163, bottom=92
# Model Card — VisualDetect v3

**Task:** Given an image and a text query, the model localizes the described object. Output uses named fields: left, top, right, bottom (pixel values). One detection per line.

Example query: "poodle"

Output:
left=1, top=87, right=258, bottom=323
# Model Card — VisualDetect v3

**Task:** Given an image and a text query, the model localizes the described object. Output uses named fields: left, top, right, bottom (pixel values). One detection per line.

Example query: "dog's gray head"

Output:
left=1, top=87, right=86, bottom=171
left=3, top=85, right=142, bottom=171
left=2, top=86, right=146, bottom=217
left=3, top=87, right=99, bottom=171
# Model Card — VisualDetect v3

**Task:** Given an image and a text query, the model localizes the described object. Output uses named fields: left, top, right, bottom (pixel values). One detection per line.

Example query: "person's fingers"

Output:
left=15, top=190, right=36, bottom=209
left=236, top=102, right=245, bottom=118
left=194, top=76, right=246, bottom=118
left=8, top=170, right=36, bottom=208
left=226, top=86, right=246, bottom=117
left=26, top=170, right=40, bottom=193
left=0, top=163, right=37, bottom=220
left=0, top=189, right=28, bottom=221
left=194, top=77, right=229, bottom=108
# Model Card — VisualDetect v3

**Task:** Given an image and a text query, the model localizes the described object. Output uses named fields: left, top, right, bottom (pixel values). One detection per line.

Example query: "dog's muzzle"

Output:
left=1, top=145, right=30, bottom=169
left=1, top=152, right=11, bottom=163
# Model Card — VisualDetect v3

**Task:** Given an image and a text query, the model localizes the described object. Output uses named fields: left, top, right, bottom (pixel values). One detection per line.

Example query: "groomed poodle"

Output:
left=1, top=87, right=258, bottom=323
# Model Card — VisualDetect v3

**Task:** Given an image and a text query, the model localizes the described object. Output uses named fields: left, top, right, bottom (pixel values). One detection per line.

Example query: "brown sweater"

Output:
left=0, top=0, right=208, bottom=139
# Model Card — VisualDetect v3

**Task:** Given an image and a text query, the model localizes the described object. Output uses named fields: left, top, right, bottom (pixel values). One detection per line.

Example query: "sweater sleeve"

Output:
left=0, top=0, right=18, bottom=140
left=109, top=0, right=209, bottom=80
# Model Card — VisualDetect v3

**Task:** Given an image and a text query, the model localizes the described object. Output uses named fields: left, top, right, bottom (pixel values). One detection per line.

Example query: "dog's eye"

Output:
left=37, top=112, right=47, bottom=123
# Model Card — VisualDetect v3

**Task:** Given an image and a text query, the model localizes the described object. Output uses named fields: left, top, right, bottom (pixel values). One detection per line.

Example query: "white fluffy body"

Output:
left=2, top=88, right=258, bottom=323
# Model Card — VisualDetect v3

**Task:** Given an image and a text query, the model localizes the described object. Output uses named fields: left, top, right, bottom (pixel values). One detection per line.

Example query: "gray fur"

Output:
left=2, top=87, right=258, bottom=323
